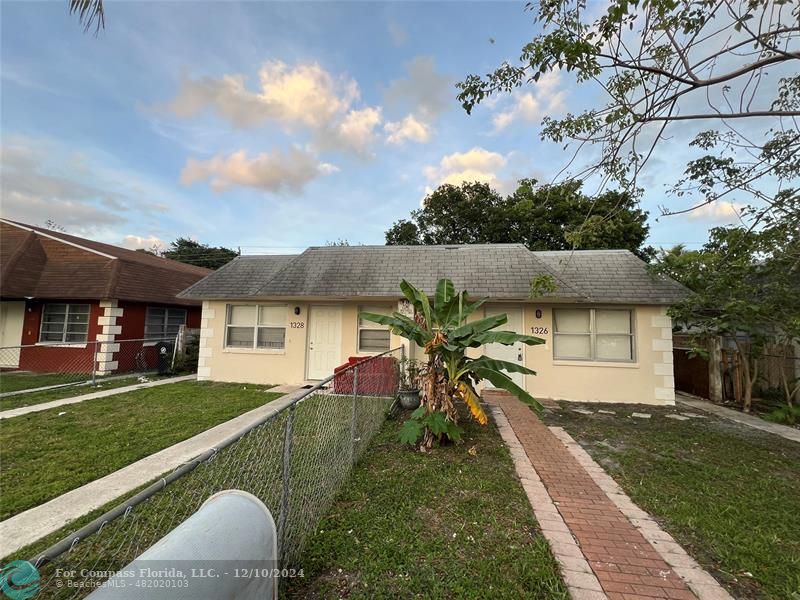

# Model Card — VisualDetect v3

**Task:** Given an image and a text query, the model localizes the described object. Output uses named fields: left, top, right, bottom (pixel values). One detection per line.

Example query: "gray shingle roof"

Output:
left=531, top=250, right=688, bottom=305
left=179, top=245, right=688, bottom=305
left=179, top=254, right=298, bottom=299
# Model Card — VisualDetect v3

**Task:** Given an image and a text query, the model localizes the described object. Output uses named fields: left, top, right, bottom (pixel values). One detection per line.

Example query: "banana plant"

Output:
left=360, top=278, right=544, bottom=447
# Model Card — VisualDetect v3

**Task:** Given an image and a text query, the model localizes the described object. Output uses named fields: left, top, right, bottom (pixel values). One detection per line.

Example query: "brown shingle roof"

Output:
left=0, top=220, right=211, bottom=305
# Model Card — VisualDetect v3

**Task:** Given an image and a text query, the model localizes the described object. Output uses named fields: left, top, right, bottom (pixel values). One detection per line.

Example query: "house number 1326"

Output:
left=531, top=326, right=549, bottom=335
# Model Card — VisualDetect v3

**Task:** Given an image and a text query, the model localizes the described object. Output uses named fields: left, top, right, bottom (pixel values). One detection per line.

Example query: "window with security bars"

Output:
left=39, top=303, right=91, bottom=343
left=358, top=305, right=392, bottom=353
left=145, top=307, right=187, bottom=339
left=553, top=308, right=635, bottom=362
left=226, top=304, right=287, bottom=350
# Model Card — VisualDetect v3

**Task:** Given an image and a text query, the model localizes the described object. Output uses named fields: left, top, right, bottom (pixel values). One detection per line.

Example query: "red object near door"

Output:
left=333, top=356, right=398, bottom=396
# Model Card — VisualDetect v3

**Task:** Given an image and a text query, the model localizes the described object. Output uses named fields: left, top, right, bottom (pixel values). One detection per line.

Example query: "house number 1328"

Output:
left=531, top=326, right=549, bottom=335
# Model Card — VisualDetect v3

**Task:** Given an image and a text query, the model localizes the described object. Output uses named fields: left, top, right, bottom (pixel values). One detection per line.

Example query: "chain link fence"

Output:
left=0, top=337, right=185, bottom=398
left=18, top=347, right=402, bottom=598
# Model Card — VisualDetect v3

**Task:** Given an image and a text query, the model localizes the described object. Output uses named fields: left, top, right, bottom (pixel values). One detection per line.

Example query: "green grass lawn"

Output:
left=543, top=403, right=800, bottom=600
left=0, top=371, right=92, bottom=394
left=0, top=375, right=170, bottom=412
left=285, top=406, right=569, bottom=600
left=4, top=391, right=389, bottom=599
left=0, top=381, right=281, bottom=520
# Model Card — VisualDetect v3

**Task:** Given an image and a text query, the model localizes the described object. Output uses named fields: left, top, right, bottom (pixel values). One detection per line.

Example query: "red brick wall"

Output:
left=113, top=301, right=202, bottom=373
left=15, top=300, right=202, bottom=375
left=116, top=301, right=202, bottom=340
left=18, top=300, right=102, bottom=374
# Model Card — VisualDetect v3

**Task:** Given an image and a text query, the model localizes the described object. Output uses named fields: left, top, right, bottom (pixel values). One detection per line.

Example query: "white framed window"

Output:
left=145, top=307, right=187, bottom=339
left=358, top=305, right=392, bottom=353
left=553, top=308, right=634, bottom=362
left=225, top=304, right=287, bottom=350
left=39, top=303, right=91, bottom=343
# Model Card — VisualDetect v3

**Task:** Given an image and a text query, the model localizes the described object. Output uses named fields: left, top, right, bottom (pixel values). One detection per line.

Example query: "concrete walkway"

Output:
left=485, top=390, right=733, bottom=600
left=0, top=387, right=307, bottom=558
left=676, top=393, right=800, bottom=443
left=0, top=374, right=196, bottom=420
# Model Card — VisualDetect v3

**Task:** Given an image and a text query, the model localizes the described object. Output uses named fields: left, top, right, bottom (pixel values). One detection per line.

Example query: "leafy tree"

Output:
left=386, top=179, right=654, bottom=260
left=361, top=279, right=544, bottom=448
left=508, top=179, right=654, bottom=260
left=43, top=219, right=67, bottom=232
left=134, top=244, right=163, bottom=257
left=457, top=0, right=800, bottom=238
left=653, top=209, right=800, bottom=411
left=387, top=182, right=510, bottom=246
left=160, top=238, right=239, bottom=270
left=384, top=220, right=421, bottom=245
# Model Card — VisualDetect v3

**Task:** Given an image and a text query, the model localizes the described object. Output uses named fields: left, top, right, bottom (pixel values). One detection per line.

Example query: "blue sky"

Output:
left=0, top=1, right=739, bottom=254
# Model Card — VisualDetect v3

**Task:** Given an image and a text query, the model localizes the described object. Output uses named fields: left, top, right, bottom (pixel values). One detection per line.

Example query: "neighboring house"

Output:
left=180, top=244, right=688, bottom=405
left=0, top=219, right=210, bottom=374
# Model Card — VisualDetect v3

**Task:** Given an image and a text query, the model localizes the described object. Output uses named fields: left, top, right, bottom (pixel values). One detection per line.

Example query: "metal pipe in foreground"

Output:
left=86, top=490, right=277, bottom=600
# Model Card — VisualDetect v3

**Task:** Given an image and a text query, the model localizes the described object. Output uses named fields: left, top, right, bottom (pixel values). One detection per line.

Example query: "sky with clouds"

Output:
left=0, top=1, right=744, bottom=254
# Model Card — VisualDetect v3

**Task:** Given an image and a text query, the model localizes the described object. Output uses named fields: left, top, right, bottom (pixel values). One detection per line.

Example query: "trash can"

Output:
left=155, top=341, right=174, bottom=375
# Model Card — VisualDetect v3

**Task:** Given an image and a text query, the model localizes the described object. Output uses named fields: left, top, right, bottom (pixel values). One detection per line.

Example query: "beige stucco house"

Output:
left=179, top=244, right=688, bottom=405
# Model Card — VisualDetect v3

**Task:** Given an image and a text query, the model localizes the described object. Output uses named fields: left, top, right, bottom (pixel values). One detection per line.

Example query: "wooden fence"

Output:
left=673, top=334, right=799, bottom=405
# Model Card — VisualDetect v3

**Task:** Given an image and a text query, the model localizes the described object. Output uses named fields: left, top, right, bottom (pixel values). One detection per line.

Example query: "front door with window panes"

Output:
left=40, top=304, right=91, bottom=343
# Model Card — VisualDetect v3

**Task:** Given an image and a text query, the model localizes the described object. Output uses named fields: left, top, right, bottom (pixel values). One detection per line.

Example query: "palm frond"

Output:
left=69, top=0, right=105, bottom=33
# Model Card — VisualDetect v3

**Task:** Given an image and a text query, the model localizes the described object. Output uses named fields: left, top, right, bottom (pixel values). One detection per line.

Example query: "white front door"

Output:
left=484, top=306, right=525, bottom=388
left=307, top=305, right=342, bottom=380
left=0, top=301, right=25, bottom=368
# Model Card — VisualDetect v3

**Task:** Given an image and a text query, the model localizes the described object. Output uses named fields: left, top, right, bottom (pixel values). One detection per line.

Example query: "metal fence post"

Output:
left=170, top=335, right=179, bottom=373
left=277, top=405, right=295, bottom=566
left=350, top=365, right=359, bottom=465
left=91, top=341, right=98, bottom=385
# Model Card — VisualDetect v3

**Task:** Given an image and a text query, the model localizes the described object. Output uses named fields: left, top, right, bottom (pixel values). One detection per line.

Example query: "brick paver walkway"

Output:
left=485, top=391, right=695, bottom=600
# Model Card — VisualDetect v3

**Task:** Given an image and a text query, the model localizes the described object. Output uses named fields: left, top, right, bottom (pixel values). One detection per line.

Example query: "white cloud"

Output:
left=169, top=61, right=359, bottom=130
left=122, top=234, right=166, bottom=251
left=180, top=148, right=333, bottom=194
left=492, top=71, right=566, bottom=132
left=384, top=56, right=453, bottom=121
left=687, top=201, right=746, bottom=223
left=318, top=107, right=383, bottom=156
left=167, top=61, right=383, bottom=156
left=257, top=61, right=359, bottom=129
left=423, top=147, right=507, bottom=188
left=0, top=137, right=166, bottom=236
left=385, top=114, right=431, bottom=145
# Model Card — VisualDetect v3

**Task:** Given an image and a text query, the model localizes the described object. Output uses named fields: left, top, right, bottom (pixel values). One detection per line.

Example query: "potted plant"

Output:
left=398, top=357, right=423, bottom=409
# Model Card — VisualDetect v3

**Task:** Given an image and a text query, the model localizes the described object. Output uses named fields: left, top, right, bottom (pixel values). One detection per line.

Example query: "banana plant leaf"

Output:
left=473, top=367, right=544, bottom=412
left=470, top=331, right=546, bottom=347
left=460, top=356, right=537, bottom=377
left=434, top=279, right=456, bottom=319
left=359, top=311, right=431, bottom=347
left=400, top=279, right=432, bottom=327
left=450, top=313, right=509, bottom=341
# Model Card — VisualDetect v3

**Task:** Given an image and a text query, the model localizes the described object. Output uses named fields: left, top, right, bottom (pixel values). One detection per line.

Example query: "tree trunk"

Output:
left=734, top=339, right=757, bottom=413
left=420, top=355, right=457, bottom=448
left=709, top=336, right=723, bottom=403
left=777, top=344, right=798, bottom=407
